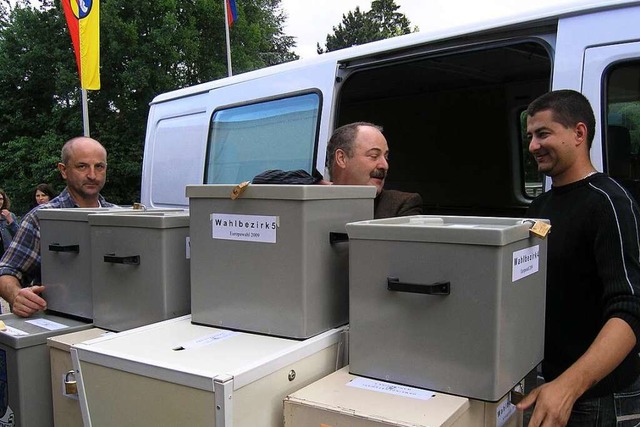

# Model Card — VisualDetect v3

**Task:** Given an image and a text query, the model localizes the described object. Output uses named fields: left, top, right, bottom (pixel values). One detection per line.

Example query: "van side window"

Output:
left=204, top=93, right=321, bottom=183
left=606, top=62, right=640, bottom=202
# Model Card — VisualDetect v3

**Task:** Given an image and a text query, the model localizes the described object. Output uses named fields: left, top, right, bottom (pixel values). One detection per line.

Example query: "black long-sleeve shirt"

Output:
left=527, top=173, right=640, bottom=398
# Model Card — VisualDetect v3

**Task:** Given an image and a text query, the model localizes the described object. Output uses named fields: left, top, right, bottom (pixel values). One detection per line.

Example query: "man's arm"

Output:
left=397, top=192, right=423, bottom=216
left=518, top=317, right=636, bottom=426
left=0, top=274, right=46, bottom=317
left=0, top=209, right=47, bottom=317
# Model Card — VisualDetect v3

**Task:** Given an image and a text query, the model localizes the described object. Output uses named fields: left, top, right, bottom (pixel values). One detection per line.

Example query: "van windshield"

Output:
left=204, top=92, right=321, bottom=183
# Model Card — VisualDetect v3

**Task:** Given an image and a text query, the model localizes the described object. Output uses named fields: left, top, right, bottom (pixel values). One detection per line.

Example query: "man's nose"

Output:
left=528, top=138, right=540, bottom=154
left=86, top=166, right=97, bottom=179
left=378, top=156, right=389, bottom=170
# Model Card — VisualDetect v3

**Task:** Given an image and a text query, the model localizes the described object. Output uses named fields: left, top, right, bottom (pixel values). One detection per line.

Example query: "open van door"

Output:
left=141, top=59, right=339, bottom=208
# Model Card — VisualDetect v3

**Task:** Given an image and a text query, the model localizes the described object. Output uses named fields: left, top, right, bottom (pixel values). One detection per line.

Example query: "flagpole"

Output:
left=81, top=88, right=90, bottom=137
left=223, top=0, right=233, bottom=77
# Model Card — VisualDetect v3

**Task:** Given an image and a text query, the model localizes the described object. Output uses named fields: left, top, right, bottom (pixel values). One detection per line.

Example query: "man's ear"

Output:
left=575, top=122, right=588, bottom=147
left=57, top=162, right=67, bottom=180
left=335, top=149, right=348, bottom=169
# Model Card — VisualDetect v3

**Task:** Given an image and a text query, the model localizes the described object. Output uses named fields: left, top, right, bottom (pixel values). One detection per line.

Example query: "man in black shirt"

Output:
left=518, top=90, right=640, bottom=426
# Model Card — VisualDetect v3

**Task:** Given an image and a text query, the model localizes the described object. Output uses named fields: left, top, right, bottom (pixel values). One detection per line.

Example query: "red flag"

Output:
left=226, top=0, right=238, bottom=27
left=61, top=0, right=100, bottom=90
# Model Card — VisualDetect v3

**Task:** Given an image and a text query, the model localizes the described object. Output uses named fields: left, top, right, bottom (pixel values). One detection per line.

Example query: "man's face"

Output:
left=58, top=139, right=107, bottom=203
left=338, top=126, right=389, bottom=194
left=527, top=110, right=579, bottom=181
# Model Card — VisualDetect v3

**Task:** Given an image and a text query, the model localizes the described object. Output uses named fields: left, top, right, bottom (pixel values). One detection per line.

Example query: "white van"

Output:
left=140, top=0, right=640, bottom=216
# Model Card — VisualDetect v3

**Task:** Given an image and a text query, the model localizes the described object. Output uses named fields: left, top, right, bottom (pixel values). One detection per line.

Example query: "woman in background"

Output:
left=0, top=189, right=18, bottom=257
left=33, top=183, right=56, bottom=207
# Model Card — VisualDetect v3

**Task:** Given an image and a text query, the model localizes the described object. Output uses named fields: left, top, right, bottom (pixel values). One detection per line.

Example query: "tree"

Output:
left=0, top=0, right=298, bottom=215
left=318, top=0, right=416, bottom=54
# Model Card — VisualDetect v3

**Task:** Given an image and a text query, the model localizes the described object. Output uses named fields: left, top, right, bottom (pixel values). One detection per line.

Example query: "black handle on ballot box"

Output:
left=329, top=232, right=349, bottom=244
left=49, top=243, right=80, bottom=253
left=103, top=254, right=140, bottom=265
left=387, top=277, right=450, bottom=295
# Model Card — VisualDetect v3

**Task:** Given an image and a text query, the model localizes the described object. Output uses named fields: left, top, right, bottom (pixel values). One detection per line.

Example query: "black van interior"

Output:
left=336, top=40, right=552, bottom=217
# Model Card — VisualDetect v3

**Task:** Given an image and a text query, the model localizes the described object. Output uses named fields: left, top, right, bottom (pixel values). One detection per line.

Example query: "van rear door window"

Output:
left=606, top=62, right=640, bottom=203
left=205, top=92, right=321, bottom=184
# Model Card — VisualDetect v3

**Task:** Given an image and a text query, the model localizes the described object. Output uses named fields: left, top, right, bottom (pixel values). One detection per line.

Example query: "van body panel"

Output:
left=141, top=1, right=640, bottom=215
left=554, top=4, right=640, bottom=177
left=140, top=60, right=339, bottom=208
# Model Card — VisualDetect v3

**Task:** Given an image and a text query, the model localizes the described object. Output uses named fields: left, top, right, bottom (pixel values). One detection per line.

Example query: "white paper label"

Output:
left=1, top=326, right=28, bottom=336
left=496, top=399, right=516, bottom=427
left=512, top=245, right=540, bottom=282
left=174, top=330, right=239, bottom=350
left=210, top=213, right=278, bottom=243
left=347, top=377, right=434, bottom=401
left=26, top=318, right=68, bottom=331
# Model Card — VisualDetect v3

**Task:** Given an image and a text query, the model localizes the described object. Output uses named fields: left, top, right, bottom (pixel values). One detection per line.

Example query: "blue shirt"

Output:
left=0, top=188, right=114, bottom=285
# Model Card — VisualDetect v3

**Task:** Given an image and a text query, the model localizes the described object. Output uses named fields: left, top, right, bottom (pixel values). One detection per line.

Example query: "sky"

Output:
left=280, top=0, right=588, bottom=59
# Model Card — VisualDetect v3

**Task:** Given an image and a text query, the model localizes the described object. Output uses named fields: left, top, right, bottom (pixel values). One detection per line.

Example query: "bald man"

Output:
left=0, top=137, right=115, bottom=317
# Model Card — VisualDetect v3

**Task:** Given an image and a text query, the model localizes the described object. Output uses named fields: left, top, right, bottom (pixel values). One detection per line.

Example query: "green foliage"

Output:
left=610, top=102, right=640, bottom=155
left=318, top=0, right=416, bottom=54
left=0, top=0, right=298, bottom=215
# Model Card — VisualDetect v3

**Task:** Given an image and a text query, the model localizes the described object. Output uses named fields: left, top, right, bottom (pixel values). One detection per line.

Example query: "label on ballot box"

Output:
left=512, top=245, right=540, bottom=281
left=211, top=213, right=278, bottom=243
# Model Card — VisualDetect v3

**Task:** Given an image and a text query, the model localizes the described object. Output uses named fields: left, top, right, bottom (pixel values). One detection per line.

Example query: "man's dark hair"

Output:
left=526, top=89, right=596, bottom=148
left=326, top=122, right=383, bottom=178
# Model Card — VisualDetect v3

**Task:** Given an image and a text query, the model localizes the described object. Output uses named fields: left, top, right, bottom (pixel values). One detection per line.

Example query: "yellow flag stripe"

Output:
left=79, top=0, right=100, bottom=90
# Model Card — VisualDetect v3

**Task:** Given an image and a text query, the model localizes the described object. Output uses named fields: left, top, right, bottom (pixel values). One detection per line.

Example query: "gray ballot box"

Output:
left=346, top=215, right=548, bottom=402
left=0, top=312, right=92, bottom=427
left=88, top=211, right=191, bottom=331
left=39, top=207, right=135, bottom=320
left=187, top=184, right=375, bottom=339
left=284, top=367, right=522, bottom=427
left=71, top=315, right=347, bottom=427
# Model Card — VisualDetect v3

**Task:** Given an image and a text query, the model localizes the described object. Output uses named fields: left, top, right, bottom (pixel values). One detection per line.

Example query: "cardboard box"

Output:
left=284, top=367, right=522, bottom=427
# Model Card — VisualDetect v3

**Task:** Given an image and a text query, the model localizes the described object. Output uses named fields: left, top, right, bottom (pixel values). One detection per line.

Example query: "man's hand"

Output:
left=11, top=285, right=46, bottom=317
left=517, top=377, right=580, bottom=427
left=0, top=209, right=12, bottom=224
left=518, top=318, right=637, bottom=426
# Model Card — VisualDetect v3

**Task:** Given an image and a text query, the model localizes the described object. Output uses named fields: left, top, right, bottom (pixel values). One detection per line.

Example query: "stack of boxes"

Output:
left=0, top=185, right=548, bottom=427
left=284, top=215, right=549, bottom=426
left=0, top=207, right=191, bottom=427
left=0, top=206, right=134, bottom=427
left=70, top=184, right=377, bottom=426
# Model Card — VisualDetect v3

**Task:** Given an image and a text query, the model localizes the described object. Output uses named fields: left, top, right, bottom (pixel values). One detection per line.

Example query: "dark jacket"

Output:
left=374, top=189, right=423, bottom=219
left=0, top=213, right=18, bottom=254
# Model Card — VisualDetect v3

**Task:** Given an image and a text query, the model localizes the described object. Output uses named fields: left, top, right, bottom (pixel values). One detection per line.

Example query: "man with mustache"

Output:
left=327, top=122, right=422, bottom=219
left=518, top=90, right=640, bottom=426
left=0, top=136, right=115, bottom=317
